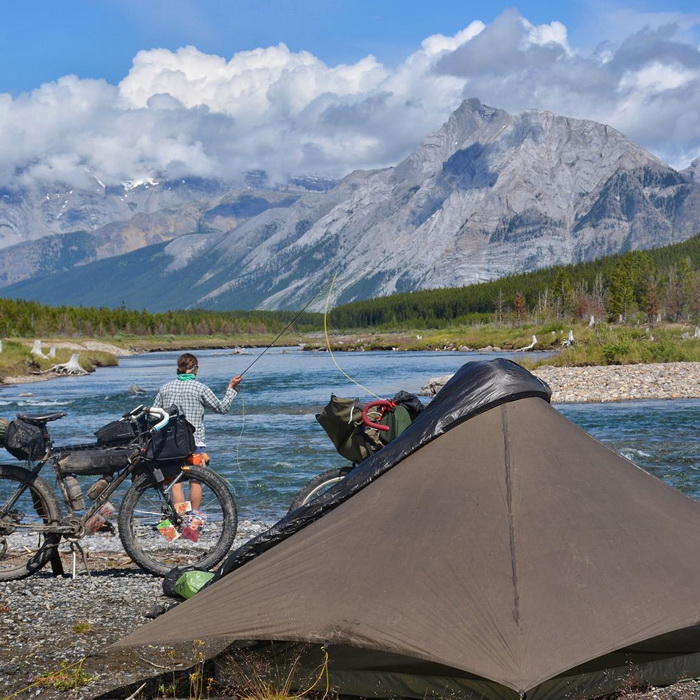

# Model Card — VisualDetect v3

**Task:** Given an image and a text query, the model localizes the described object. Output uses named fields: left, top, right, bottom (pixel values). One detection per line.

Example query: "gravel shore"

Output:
left=0, top=520, right=271, bottom=700
left=532, top=362, right=700, bottom=403
left=421, top=361, right=700, bottom=403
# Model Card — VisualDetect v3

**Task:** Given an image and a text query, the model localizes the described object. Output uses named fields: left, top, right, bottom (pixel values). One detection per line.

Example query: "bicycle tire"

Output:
left=0, top=464, right=62, bottom=581
left=288, top=466, right=354, bottom=514
left=118, top=465, right=237, bottom=576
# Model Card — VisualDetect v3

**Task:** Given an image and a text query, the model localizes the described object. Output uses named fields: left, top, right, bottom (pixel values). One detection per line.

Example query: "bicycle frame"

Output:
left=0, top=407, right=186, bottom=538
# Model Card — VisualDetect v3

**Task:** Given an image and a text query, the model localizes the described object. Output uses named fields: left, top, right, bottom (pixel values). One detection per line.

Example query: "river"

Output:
left=1, top=347, right=698, bottom=525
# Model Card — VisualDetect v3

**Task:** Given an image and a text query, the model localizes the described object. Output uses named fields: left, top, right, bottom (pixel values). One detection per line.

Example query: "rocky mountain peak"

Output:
left=2, top=100, right=700, bottom=312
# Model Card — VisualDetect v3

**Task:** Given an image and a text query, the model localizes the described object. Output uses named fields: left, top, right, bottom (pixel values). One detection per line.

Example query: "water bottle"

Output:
left=64, top=475, right=85, bottom=511
left=86, top=476, right=112, bottom=501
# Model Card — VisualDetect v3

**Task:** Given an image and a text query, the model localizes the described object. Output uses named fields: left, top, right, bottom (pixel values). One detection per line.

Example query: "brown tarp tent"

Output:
left=115, top=359, right=700, bottom=699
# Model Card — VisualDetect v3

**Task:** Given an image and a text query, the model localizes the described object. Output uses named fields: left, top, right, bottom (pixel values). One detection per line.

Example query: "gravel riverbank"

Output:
left=0, top=520, right=271, bottom=700
left=533, top=362, right=700, bottom=403
left=421, top=361, right=700, bottom=402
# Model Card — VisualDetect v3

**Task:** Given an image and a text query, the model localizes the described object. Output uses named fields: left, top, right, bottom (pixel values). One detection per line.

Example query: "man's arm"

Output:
left=201, top=383, right=238, bottom=414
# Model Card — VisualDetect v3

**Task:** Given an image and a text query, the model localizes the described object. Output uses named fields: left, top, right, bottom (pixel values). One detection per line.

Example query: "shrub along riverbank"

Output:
left=1, top=321, right=699, bottom=384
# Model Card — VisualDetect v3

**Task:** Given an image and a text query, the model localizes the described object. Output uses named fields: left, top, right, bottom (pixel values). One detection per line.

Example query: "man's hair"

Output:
left=177, top=353, right=198, bottom=375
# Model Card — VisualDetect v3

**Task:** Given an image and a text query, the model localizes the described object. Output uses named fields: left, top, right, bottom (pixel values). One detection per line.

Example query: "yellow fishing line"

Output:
left=233, top=394, right=247, bottom=490
left=323, top=271, right=382, bottom=400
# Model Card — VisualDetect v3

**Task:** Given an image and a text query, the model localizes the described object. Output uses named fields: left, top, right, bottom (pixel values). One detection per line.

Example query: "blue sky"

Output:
left=4, top=0, right=698, bottom=93
left=1, top=0, right=700, bottom=188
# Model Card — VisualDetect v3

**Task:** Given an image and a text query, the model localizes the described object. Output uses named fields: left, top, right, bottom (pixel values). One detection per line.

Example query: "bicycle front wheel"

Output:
left=0, top=464, right=62, bottom=581
left=288, top=466, right=354, bottom=514
left=118, top=465, right=237, bottom=576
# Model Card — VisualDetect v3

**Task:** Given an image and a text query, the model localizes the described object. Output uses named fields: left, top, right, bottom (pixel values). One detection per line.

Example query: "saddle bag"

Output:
left=5, top=418, right=47, bottom=461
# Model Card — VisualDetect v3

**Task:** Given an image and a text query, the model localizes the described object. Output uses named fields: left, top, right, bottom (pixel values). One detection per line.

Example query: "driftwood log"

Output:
left=42, top=353, right=87, bottom=375
left=515, top=335, right=537, bottom=352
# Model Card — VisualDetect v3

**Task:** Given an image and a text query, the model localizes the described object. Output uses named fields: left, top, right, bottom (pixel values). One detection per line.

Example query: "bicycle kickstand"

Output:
left=68, top=540, right=91, bottom=579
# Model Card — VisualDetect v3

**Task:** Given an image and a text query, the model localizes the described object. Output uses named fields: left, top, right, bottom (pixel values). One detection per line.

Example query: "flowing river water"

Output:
left=0, top=347, right=698, bottom=526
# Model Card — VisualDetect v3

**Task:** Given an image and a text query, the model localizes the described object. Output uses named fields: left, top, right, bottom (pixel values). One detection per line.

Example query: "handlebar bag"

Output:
left=146, top=415, right=196, bottom=463
left=5, top=418, right=46, bottom=461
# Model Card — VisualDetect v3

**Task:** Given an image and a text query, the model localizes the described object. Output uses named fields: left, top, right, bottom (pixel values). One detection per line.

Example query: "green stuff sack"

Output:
left=316, top=395, right=419, bottom=464
left=174, top=570, right=215, bottom=599
left=316, top=395, right=376, bottom=464
left=377, top=403, right=413, bottom=446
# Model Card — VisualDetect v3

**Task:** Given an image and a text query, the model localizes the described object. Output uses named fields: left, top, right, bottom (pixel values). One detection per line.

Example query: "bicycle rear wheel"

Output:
left=0, top=464, right=62, bottom=581
left=118, top=466, right=237, bottom=576
left=288, top=466, right=354, bottom=513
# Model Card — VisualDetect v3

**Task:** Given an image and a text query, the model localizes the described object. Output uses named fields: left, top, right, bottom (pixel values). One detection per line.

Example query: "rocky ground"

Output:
left=0, top=520, right=271, bottom=700
left=532, top=362, right=700, bottom=403
left=421, top=362, right=700, bottom=403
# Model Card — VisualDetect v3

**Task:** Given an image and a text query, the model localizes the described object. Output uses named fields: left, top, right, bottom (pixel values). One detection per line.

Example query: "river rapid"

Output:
left=0, top=347, right=698, bottom=525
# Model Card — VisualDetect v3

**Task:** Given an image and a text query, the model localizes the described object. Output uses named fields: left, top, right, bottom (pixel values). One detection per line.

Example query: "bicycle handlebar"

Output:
left=361, top=400, right=395, bottom=432
left=146, top=406, right=170, bottom=432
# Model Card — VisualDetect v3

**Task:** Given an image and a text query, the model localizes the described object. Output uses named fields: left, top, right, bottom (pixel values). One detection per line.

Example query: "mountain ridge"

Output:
left=4, top=98, right=700, bottom=311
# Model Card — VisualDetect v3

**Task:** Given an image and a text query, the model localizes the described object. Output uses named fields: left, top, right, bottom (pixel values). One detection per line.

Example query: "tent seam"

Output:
left=503, top=404, right=520, bottom=627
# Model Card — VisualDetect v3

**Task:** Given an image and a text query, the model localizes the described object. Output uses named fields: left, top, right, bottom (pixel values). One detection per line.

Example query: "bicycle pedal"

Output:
left=97, top=520, right=116, bottom=535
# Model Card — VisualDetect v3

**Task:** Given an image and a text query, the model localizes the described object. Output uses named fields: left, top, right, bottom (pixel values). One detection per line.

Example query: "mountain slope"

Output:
left=5, top=99, right=700, bottom=310
left=0, top=188, right=300, bottom=286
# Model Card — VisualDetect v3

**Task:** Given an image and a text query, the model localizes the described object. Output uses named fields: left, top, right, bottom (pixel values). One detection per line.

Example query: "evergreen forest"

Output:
left=0, top=302, right=322, bottom=339
left=329, top=233, right=700, bottom=329
left=1, top=233, right=700, bottom=338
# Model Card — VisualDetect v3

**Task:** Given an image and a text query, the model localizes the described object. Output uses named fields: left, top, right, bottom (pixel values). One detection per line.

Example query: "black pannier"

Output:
left=146, top=415, right=196, bottom=463
left=58, top=446, right=140, bottom=475
left=94, top=418, right=138, bottom=445
left=5, top=418, right=47, bottom=461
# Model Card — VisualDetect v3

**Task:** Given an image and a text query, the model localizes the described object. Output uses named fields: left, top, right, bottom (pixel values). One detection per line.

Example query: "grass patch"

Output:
left=532, top=327, right=700, bottom=367
left=32, top=659, right=92, bottom=692
left=71, top=619, right=92, bottom=634
left=217, top=644, right=331, bottom=700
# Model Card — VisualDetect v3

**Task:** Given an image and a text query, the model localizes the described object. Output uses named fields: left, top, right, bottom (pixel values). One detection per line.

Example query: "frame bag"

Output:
left=94, top=418, right=138, bottom=445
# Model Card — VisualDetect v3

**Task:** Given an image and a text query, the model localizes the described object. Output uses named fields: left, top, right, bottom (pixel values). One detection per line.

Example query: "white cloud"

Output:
left=1, top=9, right=700, bottom=190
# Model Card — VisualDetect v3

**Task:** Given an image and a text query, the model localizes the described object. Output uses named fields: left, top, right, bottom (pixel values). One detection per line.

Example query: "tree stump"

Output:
left=31, top=340, right=47, bottom=357
left=43, top=353, right=87, bottom=375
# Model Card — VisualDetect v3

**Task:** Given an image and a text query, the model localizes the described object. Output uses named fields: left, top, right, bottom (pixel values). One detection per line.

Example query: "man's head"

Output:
left=177, top=353, right=198, bottom=375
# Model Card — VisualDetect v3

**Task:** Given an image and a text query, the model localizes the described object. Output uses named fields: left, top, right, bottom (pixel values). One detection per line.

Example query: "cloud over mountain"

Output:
left=1, top=9, right=699, bottom=190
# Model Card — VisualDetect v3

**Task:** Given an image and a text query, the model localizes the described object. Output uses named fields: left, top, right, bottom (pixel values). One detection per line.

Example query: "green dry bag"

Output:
left=174, top=570, right=215, bottom=599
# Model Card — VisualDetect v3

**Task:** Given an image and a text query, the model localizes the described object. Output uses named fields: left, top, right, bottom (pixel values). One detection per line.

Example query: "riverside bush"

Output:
left=534, top=327, right=700, bottom=367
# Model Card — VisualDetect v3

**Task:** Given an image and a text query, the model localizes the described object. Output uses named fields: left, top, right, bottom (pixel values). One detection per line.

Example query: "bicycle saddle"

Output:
left=16, top=411, right=67, bottom=424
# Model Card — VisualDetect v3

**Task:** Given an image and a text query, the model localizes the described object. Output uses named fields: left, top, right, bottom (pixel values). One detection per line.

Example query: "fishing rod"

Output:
left=238, top=284, right=328, bottom=377
left=239, top=271, right=381, bottom=399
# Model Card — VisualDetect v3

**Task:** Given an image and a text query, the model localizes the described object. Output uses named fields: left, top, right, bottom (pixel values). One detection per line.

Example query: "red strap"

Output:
left=361, top=400, right=395, bottom=432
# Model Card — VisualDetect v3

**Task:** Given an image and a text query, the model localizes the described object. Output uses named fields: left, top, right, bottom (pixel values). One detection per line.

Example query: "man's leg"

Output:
left=189, top=480, right=202, bottom=510
left=171, top=481, right=185, bottom=505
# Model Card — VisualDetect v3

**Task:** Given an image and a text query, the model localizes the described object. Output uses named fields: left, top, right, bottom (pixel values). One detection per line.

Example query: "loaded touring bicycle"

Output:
left=289, top=391, right=424, bottom=512
left=0, top=405, right=237, bottom=579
